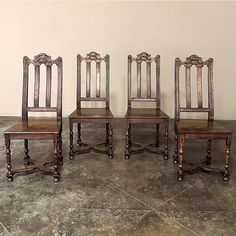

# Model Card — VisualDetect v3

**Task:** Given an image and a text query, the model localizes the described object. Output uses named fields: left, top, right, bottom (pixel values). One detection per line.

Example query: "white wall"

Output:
left=0, top=1, right=236, bottom=119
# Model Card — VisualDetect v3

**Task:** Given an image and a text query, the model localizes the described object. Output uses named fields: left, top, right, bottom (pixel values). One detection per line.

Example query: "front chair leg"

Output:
left=53, top=137, right=60, bottom=182
left=58, top=133, right=63, bottom=165
left=5, top=135, right=13, bottom=181
left=223, top=137, right=231, bottom=182
left=173, top=134, right=179, bottom=164
left=69, top=121, right=74, bottom=160
left=124, top=120, right=130, bottom=159
left=205, top=139, right=212, bottom=165
left=24, top=139, right=30, bottom=165
left=108, top=122, right=113, bottom=159
left=77, top=123, right=82, bottom=146
left=178, top=135, right=184, bottom=181
left=163, top=125, right=169, bottom=160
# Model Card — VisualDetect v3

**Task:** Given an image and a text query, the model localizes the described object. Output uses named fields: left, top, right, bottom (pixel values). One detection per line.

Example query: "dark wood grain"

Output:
left=125, top=52, right=169, bottom=160
left=4, top=53, right=63, bottom=182
left=69, top=52, right=114, bottom=160
left=174, top=54, right=232, bottom=182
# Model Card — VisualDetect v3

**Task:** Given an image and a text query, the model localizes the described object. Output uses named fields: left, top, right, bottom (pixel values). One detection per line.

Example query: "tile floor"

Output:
left=0, top=117, right=236, bottom=236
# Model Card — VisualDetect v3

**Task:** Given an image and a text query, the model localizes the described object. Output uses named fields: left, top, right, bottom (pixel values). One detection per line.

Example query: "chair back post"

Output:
left=22, top=53, right=62, bottom=121
left=174, top=55, right=214, bottom=121
left=127, top=55, right=132, bottom=109
left=77, top=54, right=82, bottom=109
left=105, top=54, right=110, bottom=109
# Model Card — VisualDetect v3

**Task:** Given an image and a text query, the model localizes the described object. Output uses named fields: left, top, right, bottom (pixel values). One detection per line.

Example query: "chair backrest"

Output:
left=22, top=53, right=63, bottom=120
left=127, top=52, right=161, bottom=109
left=175, top=54, right=214, bottom=121
left=77, top=52, right=110, bottom=109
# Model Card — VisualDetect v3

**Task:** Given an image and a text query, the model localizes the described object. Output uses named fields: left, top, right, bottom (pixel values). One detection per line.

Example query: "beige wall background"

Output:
left=0, top=1, right=236, bottom=119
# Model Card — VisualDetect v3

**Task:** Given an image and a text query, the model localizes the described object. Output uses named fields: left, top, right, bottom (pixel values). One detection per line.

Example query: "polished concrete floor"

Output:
left=0, top=117, right=236, bottom=236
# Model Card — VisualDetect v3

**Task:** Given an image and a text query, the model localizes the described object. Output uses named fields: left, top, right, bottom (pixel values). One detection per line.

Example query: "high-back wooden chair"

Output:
left=68, top=52, right=113, bottom=159
left=124, top=52, right=169, bottom=159
left=4, top=53, right=63, bottom=182
left=174, top=55, right=232, bottom=181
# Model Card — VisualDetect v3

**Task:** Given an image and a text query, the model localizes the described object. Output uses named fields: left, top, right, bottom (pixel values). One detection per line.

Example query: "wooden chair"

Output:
left=124, top=52, right=169, bottom=159
left=4, top=53, right=63, bottom=182
left=173, top=55, right=232, bottom=181
left=68, top=52, right=113, bottom=159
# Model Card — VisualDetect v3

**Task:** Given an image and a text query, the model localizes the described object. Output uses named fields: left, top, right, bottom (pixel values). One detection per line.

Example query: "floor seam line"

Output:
left=80, top=166, right=155, bottom=209
left=0, top=221, right=11, bottom=236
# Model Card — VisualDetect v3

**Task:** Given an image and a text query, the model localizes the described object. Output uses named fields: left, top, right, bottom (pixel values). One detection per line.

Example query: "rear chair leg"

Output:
left=124, top=120, right=130, bottom=159
left=105, top=123, right=109, bottom=146
left=163, top=125, right=169, bottom=160
left=5, top=135, right=13, bottom=181
left=24, top=139, right=30, bottom=165
left=178, top=135, right=184, bottom=181
left=173, top=134, right=178, bottom=164
left=53, top=137, right=60, bottom=182
left=205, top=139, right=212, bottom=165
left=156, top=124, right=160, bottom=147
left=128, top=124, right=132, bottom=147
left=223, top=137, right=231, bottom=182
left=69, top=121, right=74, bottom=160
left=108, top=122, right=113, bottom=159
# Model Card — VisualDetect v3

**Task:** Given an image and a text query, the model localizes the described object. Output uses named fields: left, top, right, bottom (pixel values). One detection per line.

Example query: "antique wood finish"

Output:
left=125, top=52, right=169, bottom=160
left=4, top=53, right=63, bottom=182
left=68, top=52, right=113, bottom=160
left=174, top=55, right=232, bottom=181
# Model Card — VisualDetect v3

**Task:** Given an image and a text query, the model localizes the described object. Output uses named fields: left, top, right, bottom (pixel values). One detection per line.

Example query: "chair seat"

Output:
left=175, top=119, right=231, bottom=135
left=5, top=119, right=61, bottom=134
left=68, top=108, right=114, bottom=119
left=125, top=108, right=169, bottom=119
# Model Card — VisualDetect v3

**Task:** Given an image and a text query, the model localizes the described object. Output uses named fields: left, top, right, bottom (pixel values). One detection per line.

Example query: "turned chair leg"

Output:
left=5, top=135, right=13, bottom=181
left=124, top=120, right=130, bottom=159
left=205, top=139, right=212, bottom=165
left=163, top=125, right=169, bottom=160
left=53, top=137, right=60, bottom=182
left=69, top=121, right=74, bottom=160
left=24, top=139, right=30, bottom=165
left=178, top=135, right=184, bottom=181
left=156, top=124, right=160, bottom=147
left=105, top=123, right=109, bottom=146
left=58, top=133, right=63, bottom=165
left=223, top=137, right=231, bottom=182
left=173, top=134, right=179, bottom=164
left=108, top=122, right=113, bottom=159
left=77, top=123, right=82, bottom=146
left=128, top=124, right=132, bottom=147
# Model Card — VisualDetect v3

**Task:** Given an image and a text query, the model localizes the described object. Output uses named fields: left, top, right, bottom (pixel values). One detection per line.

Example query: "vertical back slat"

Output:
left=77, top=55, right=82, bottom=109
left=197, top=67, right=203, bottom=108
left=137, top=62, right=141, bottom=98
left=22, top=57, right=29, bottom=120
left=146, top=62, right=151, bottom=98
left=96, top=62, right=101, bottom=97
left=185, top=67, right=191, bottom=108
left=128, top=55, right=132, bottom=108
left=46, top=66, right=52, bottom=107
left=34, top=65, right=40, bottom=107
left=86, top=61, right=91, bottom=97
